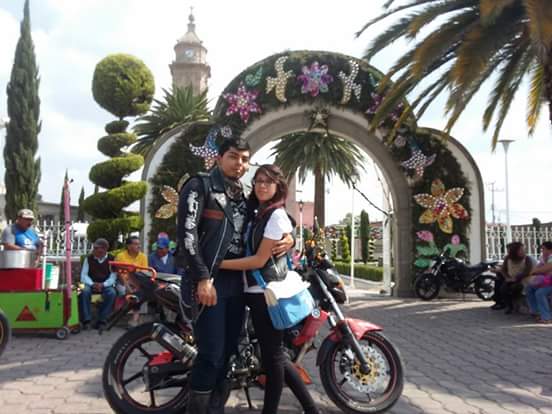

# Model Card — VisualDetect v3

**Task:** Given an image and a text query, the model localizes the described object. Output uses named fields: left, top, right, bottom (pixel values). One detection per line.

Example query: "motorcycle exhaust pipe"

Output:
left=151, top=323, right=197, bottom=364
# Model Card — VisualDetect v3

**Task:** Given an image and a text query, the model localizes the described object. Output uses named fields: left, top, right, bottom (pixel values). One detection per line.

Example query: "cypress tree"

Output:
left=59, top=170, right=68, bottom=222
left=4, top=0, right=41, bottom=220
left=360, top=210, right=370, bottom=263
left=77, top=186, right=85, bottom=222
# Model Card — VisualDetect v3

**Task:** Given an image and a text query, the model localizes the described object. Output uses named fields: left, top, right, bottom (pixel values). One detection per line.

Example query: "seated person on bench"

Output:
left=79, top=238, right=116, bottom=330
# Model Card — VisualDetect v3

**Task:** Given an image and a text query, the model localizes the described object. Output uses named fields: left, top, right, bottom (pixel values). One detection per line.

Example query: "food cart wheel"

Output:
left=55, top=327, right=70, bottom=340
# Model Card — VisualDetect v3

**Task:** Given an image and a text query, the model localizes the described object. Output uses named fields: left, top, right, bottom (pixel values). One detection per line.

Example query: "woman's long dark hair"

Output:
left=247, top=164, right=288, bottom=221
left=506, top=242, right=525, bottom=262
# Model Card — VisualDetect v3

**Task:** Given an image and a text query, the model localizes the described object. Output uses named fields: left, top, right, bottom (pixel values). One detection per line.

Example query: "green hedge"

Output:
left=83, top=181, right=147, bottom=218
left=89, top=154, right=144, bottom=189
left=333, top=261, right=383, bottom=282
left=97, top=132, right=137, bottom=157
left=92, top=54, right=155, bottom=118
left=105, top=120, right=129, bottom=134
left=87, top=214, right=143, bottom=245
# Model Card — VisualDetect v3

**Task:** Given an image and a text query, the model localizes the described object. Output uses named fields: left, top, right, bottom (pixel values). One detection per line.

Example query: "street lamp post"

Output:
left=298, top=200, right=304, bottom=252
left=499, top=139, right=514, bottom=243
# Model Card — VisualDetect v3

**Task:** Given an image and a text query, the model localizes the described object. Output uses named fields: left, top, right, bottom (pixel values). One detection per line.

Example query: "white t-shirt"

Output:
left=244, top=208, right=293, bottom=294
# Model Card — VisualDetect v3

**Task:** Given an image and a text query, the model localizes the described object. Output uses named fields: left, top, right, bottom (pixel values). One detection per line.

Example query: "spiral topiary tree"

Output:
left=83, top=53, right=154, bottom=248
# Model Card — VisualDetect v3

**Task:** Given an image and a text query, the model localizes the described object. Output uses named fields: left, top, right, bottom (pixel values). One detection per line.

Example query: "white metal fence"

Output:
left=485, top=224, right=552, bottom=260
left=4, top=220, right=92, bottom=258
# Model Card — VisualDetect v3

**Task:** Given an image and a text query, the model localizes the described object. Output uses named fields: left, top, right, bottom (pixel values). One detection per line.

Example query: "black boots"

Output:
left=208, top=380, right=231, bottom=414
left=187, top=390, right=211, bottom=414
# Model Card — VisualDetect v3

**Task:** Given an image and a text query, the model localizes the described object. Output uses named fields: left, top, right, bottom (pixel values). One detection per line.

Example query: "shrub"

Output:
left=83, top=182, right=147, bottom=218
left=89, top=154, right=144, bottom=189
left=92, top=54, right=155, bottom=119
left=98, top=132, right=137, bottom=157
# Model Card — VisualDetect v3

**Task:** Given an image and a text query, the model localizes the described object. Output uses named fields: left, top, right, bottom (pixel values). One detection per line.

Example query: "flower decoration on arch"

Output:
left=297, top=61, right=334, bottom=97
left=266, top=56, right=294, bottom=103
left=189, top=127, right=220, bottom=169
left=223, top=82, right=261, bottom=124
left=414, top=179, right=468, bottom=234
left=338, top=59, right=362, bottom=104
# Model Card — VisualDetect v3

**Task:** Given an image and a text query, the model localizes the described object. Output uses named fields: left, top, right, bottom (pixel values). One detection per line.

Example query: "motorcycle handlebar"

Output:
left=109, top=261, right=158, bottom=281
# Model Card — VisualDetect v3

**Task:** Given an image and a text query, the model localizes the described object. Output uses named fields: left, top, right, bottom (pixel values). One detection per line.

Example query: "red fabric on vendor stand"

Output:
left=0, top=268, right=43, bottom=291
left=63, top=179, right=72, bottom=325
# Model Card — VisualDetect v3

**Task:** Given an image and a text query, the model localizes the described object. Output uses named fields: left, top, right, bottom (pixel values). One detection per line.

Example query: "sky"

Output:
left=0, top=0, right=551, bottom=226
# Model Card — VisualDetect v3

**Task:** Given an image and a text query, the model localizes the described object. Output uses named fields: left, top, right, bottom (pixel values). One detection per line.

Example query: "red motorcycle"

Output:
left=101, top=251, right=403, bottom=414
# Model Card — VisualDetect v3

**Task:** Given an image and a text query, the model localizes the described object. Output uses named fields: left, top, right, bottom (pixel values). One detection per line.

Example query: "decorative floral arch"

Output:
left=142, top=50, right=485, bottom=296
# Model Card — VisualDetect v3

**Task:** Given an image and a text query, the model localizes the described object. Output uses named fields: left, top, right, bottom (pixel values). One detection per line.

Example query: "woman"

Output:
left=219, top=164, right=319, bottom=414
left=491, top=242, right=534, bottom=314
left=526, top=241, right=552, bottom=324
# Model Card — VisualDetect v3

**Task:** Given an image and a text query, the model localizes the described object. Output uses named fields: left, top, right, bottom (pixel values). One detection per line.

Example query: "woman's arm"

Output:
left=220, top=237, right=278, bottom=270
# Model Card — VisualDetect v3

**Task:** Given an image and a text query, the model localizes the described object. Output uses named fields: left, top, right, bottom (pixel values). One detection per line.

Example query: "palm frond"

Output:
left=355, top=0, right=441, bottom=38
left=451, top=11, right=522, bottom=92
left=480, top=0, right=516, bottom=25
left=526, top=61, right=545, bottom=134
left=363, top=17, right=414, bottom=61
left=407, top=0, right=475, bottom=38
left=490, top=51, right=535, bottom=148
left=411, top=9, right=478, bottom=78
left=483, top=35, right=532, bottom=130
left=132, top=86, right=210, bottom=157
left=524, top=0, right=552, bottom=61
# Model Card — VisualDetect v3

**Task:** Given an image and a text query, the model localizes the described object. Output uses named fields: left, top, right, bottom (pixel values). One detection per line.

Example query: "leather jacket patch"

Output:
left=202, top=209, right=224, bottom=220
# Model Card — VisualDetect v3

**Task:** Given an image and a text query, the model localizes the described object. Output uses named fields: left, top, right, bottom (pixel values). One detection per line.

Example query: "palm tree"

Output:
left=271, top=132, right=365, bottom=227
left=132, top=85, right=210, bottom=157
left=357, top=0, right=552, bottom=148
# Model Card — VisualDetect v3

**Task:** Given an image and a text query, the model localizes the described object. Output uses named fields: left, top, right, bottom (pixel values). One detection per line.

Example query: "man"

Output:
left=1, top=209, right=43, bottom=251
left=115, top=236, right=148, bottom=267
left=79, top=238, right=116, bottom=330
left=177, top=137, right=293, bottom=414
left=115, top=236, right=149, bottom=326
left=149, top=237, right=176, bottom=274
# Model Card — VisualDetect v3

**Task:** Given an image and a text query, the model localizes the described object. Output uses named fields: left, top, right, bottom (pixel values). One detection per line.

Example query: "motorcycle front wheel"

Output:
left=475, top=275, right=495, bottom=301
left=102, top=322, right=190, bottom=414
left=0, top=308, right=10, bottom=357
left=414, top=273, right=441, bottom=300
left=319, top=332, right=404, bottom=414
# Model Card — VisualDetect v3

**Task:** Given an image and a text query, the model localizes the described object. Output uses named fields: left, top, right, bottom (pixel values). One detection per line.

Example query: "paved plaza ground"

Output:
left=1, top=291, right=552, bottom=414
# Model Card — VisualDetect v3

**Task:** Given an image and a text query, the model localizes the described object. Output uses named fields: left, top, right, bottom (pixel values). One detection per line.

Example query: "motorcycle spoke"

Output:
left=137, top=345, right=153, bottom=359
left=149, top=390, right=157, bottom=407
left=339, top=377, right=347, bottom=386
left=122, top=371, right=143, bottom=386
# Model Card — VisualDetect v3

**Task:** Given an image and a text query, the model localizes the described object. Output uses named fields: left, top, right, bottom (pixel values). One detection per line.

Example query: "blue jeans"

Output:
left=526, top=285, right=552, bottom=321
left=190, top=293, right=245, bottom=392
left=79, top=285, right=116, bottom=323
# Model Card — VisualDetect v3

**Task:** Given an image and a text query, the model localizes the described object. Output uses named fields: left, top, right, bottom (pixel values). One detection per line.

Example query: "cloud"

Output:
left=0, top=0, right=550, bottom=227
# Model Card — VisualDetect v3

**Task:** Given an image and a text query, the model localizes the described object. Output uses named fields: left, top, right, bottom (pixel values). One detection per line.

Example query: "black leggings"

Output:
left=246, top=293, right=318, bottom=414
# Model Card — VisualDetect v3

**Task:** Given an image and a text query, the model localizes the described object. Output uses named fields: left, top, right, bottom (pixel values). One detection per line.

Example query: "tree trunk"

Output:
left=314, top=167, right=325, bottom=228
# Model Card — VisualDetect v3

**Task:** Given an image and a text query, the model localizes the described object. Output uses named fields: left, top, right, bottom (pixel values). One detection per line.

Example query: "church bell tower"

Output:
left=170, top=9, right=210, bottom=95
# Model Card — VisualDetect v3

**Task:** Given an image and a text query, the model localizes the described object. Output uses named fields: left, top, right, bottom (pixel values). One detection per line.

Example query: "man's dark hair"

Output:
left=542, top=241, right=552, bottom=250
left=125, top=236, right=140, bottom=245
left=218, top=137, right=250, bottom=156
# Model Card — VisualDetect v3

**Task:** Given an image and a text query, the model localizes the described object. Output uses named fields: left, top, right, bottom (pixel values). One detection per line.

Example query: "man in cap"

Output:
left=149, top=237, right=176, bottom=274
left=1, top=209, right=43, bottom=251
left=79, top=238, right=116, bottom=329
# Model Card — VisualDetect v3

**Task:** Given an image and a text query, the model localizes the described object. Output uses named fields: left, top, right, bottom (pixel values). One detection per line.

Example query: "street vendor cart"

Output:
left=0, top=179, right=80, bottom=340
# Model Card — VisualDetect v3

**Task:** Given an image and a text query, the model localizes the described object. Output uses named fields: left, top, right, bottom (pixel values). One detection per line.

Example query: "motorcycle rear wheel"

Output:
left=414, top=273, right=441, bottom=300
left=102, top=322, right=190, bottom=414
left=319, top=332, right=404, bottom=414
left=0, top=309, right=10, bottom=357
left=475, top=275, right=495, bottom=301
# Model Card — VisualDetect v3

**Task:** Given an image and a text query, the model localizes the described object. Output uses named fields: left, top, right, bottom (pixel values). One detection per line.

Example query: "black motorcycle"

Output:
left=414, top=251, right=498, bottom=301
left=101, top=254, right=404, bottom=414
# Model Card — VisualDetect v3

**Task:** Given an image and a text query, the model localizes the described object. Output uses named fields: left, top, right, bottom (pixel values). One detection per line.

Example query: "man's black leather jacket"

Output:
left=176, top=167, right=241, bottom=281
